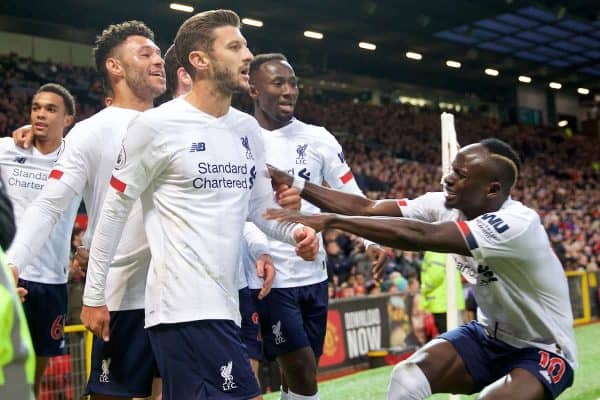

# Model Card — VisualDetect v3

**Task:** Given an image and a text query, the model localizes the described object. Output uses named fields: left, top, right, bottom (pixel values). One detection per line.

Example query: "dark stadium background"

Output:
left=0, top=0, right=598, bottom=398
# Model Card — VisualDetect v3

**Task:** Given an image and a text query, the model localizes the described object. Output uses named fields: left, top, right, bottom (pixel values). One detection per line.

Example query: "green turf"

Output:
left=264, top=323, right=600, bottom=400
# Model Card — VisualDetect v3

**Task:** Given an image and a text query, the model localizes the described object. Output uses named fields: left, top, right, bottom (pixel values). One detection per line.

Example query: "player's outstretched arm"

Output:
left=264, top=209, right=470, bottom=256
left=269, top=165, right=402, bottom=217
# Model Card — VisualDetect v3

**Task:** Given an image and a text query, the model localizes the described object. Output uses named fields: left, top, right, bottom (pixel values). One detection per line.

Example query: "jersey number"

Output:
left=538, top=350, right=566, bottom=384
left=50, top=315, right=65, bottom=340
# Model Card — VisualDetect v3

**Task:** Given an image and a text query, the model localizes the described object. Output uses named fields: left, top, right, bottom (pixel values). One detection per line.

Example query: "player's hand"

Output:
left=81, top=305, right=110, bottom=341
left=292, top=226, right=319, bottom=261
left=276, top=185, right=301, bottom=210
left=267, top=165, right=293, bottom=190
left=264, top=208, right=332, bottom=233
left=256, top=254, right=275, bottom=300
left=12, top=125, right=33, bottom=149
left=16, top=287, right=27, bottom=302
left=73, top=246, right=89, bottom=275
left=8, top=264, right=19, bottom=285
left=8, top=264, right=28, bottom=302
left=366, top=244, right=387, bottom=281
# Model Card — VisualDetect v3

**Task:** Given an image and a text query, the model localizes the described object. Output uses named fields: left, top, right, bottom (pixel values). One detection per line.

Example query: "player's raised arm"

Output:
left=269, top=165, right=403, bottom=217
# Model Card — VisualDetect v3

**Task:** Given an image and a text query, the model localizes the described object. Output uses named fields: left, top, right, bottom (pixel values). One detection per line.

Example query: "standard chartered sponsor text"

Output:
left=8, top=167, right=47, bottom=189
left=193, top=161, right=251, bottom=189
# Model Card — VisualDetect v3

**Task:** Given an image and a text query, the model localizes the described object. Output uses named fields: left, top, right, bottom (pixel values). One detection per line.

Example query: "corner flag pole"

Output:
left=441, top=112, right=460, bottom=400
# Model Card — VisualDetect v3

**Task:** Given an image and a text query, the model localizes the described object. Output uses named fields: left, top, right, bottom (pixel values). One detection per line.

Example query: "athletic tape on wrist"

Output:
left=291, top=176, right=306, bottom=193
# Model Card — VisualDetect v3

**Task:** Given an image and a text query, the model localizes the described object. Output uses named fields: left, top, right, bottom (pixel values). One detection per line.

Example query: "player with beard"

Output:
left=265, top=139, right=576, bottom=400
left=244, top=53, right=386, bottom=400
left=8, top=21, right=166, bottom=399
left=85, top=10, right=319, bottom=400
left=159, top=43, right=277, bottom=384
left=1, top=83, right=78, bottom=397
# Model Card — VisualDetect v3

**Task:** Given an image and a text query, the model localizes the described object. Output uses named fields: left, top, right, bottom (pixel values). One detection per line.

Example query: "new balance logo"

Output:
left=272, top=320, right=286, bottom=345
left=190, top=142, right=206, bottom=152
left=220, top=361, right=237, bottom=391
left=14, top=156, right=27, bottom=164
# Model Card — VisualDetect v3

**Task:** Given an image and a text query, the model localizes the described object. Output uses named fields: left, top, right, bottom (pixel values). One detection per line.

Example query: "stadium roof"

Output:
left=1, top=0, right=598, bottom=99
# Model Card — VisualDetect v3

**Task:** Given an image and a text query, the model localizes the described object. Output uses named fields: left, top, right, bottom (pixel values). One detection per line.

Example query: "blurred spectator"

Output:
left=419, top=252, right=464, bottom=333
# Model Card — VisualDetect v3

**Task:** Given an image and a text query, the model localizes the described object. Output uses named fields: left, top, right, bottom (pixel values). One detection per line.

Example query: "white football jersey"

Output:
left=8, top=107, right=150, bottom=311
left=60, top=107, right=151, bottom=311
left=86, top=98, right=300, bottom=328
left=0, top=138, right=79, bottom=284
left=398, top=192, right=577, bottom=368
left=246, top=118, right=362, bottom=289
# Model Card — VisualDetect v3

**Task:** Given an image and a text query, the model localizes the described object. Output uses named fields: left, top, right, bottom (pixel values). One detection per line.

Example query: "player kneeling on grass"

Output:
left=265, top=138, right=576, bottom=400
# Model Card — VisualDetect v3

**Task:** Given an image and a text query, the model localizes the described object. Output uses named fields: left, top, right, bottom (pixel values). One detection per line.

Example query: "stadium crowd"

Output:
left=1, top=51, right=598, bottom=305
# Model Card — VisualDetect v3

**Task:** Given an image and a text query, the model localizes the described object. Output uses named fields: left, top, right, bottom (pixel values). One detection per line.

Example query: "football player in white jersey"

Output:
left=160, top=43, right=277, bottom=384
left=246, top=53, right=386, bottom=400
left=85, top=10, right=318, bottom=400
left=266, top=138, right=576, bottom=400
left=8, top=21, right=166, bottom=399
left=2, top=83, right=78, bottom=397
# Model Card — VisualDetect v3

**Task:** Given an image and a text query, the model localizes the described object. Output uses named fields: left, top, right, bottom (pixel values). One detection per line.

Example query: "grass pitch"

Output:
left=264, top=323, right=600, bottom=400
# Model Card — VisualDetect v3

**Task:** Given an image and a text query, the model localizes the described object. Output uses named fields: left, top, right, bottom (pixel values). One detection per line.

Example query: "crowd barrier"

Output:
left=38, top=325, right=92, bottom=400
left=42, top=271, right=599, bottom=397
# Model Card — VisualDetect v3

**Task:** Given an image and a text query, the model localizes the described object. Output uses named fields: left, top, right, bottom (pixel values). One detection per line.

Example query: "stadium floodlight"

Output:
left=405, top=51, right=422, bottom=60
left=445, top=60, right=461, bottom=69
left=242, top=18, right=263, bottom=27
left=577, top=87, right=590, bottom=95
left=518, top=75, right=532, bottom=83
left=358, top=42, right=376, bottom=51
left=485, top=68, right=499, bottom=76
left=169, top=2, right=194, bottom=12
left=549, top=82, right=562, bottom=90
left=558, top=120, right=568, bottom=127
left=304, top=31, right=324, bottom=40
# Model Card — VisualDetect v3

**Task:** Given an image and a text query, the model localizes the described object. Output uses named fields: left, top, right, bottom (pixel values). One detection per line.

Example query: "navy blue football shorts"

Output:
left=148, top=319, right=260, bottom=400
left=239, top=287, right=262, bottom=361
left=19, top=279, right=67, bottom=357
left=440, top=321, right=574, bottom=399
left=252, top=279, right=328, bottom=361
left=85, top=309, right=158, bottom=397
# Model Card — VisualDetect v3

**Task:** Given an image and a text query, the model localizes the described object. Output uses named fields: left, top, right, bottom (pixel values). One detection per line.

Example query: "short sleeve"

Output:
left=318, top=128, right=354, bottom=189
left=456, top=209, right=531, bottom=263
left=397, top=192, right=448, bottom=223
